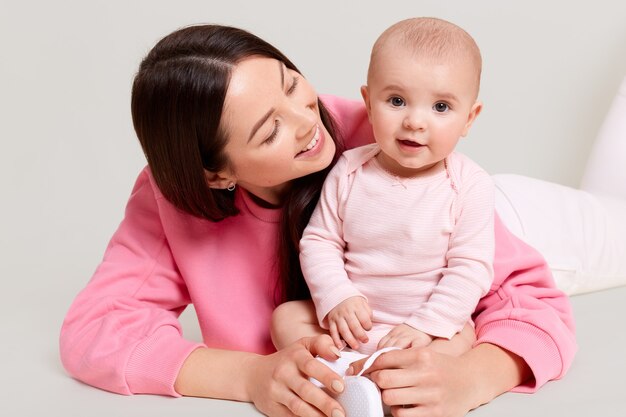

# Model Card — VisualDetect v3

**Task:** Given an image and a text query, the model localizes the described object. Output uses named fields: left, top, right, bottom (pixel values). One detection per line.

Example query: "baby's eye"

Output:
left=433, top=102, right=449, bottom=113
left=389, top=97, right=405, bottom=107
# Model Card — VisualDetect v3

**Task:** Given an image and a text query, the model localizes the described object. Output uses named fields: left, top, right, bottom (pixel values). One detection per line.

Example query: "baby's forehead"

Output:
left=367, top=46, right=481, bottom=99
left=369, top=34, right=481, bottom=95
left=370, top=44, right=478, bottom=78
left=375, top=33, right=476, bottom=64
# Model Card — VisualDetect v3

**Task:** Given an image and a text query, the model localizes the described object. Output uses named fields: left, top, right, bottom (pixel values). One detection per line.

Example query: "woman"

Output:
left=60, top=24, right=624, bottom=417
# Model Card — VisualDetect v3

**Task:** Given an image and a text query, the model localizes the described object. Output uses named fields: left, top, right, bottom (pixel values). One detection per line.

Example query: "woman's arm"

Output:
left=474, top=214, right=577, bottom=392
left=459, top=343, right=532, bottom=409
left=60, top=169, right=348, bottom=417
left=59, top=168, right=204, bottom=396
left=175, top=338, right=347, bottom=417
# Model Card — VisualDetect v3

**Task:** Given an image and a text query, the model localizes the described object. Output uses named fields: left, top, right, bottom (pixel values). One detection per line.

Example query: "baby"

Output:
left=272, top=16, right=495, bottom=415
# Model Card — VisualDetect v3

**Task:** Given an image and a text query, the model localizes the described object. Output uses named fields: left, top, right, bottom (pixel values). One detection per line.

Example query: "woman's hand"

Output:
left=348, top=347, right=477, bottom=417
left=326, top=296, right=373, bottom=350
left=347, top=342, right=531, bottom=417
left=245, top=335, right=346, bottom=417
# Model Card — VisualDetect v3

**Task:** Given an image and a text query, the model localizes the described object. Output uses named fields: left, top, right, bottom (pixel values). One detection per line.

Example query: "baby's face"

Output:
left=362, top=46, right=481, bottom=178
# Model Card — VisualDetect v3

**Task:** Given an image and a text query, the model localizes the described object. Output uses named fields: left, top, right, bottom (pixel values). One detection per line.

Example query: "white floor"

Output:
left=4, top=285, right=624, bottom=417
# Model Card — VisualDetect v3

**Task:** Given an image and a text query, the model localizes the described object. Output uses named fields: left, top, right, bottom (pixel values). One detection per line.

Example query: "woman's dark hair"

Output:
left=131, top=24, right=343, bottom=304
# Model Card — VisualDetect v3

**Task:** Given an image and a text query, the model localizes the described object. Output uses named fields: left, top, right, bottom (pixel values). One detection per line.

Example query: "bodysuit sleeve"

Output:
left=300, top=156, right=365, bottom=326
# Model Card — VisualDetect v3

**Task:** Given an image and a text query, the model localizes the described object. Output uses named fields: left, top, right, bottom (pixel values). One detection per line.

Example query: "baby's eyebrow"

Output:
left=435, top=92, right=459, bottom=102
left=380, top=84, right=404, bottom=93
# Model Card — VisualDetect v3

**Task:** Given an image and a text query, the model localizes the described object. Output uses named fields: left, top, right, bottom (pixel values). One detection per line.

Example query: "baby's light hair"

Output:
left=369, top=17, right=482, bottom=97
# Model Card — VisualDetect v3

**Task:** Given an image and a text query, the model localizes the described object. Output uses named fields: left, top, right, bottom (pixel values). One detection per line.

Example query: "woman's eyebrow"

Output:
left=248, top=62, right=285, bottom=143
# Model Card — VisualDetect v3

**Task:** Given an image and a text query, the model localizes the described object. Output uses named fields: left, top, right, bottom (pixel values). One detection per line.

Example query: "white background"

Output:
left=1, top=0, right=625, bottom=414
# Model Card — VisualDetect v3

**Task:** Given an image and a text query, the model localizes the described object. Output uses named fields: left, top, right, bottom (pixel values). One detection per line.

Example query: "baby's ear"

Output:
left=461, top=101, right=483, bottom=137
left=360, top=85, right=372, bottom=119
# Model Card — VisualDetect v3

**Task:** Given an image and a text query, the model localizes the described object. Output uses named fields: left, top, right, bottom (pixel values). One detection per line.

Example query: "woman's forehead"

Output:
left=222, top=56, right=282, bottom=138
left=228, top=56, right=282, bottom=97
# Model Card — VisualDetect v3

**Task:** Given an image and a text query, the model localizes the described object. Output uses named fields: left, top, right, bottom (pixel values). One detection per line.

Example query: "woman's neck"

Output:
left=242, top=181, right=292, bottom=208
left=246, top=191, right=282, bottom=208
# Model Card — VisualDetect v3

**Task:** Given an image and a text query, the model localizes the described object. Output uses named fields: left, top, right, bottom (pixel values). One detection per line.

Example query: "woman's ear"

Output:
left=461, top=101, right=483, bottom=137
left=205, top=170, right=236, bottom=190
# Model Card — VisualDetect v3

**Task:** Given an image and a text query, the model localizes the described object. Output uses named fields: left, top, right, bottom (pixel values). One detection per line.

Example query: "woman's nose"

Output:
left=292, top=103, right=318, bottom=139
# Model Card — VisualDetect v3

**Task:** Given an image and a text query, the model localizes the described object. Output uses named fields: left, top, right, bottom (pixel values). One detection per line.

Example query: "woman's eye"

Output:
left=264, top=120, right=280, bottom=144
left=390, top=97, right=405, bottom=107
left=434, top=102, right=449, bottom=112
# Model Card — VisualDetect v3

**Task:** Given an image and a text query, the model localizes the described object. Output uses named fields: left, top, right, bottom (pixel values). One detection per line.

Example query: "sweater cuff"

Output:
left=125, top=325, right=206, bottom=396
left=475, top=319, right=562, bottom=393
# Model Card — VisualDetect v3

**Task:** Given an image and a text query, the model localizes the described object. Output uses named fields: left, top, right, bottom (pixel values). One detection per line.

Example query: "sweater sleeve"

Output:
left=319, top=94, right=374, bottom=149
left=473, top=214, right=577, bottom=393
left=59, top=168, right=205, bottom=396
left=405, top=171, right=495, bottom=339
left=300, top=156, right=365, bottom=326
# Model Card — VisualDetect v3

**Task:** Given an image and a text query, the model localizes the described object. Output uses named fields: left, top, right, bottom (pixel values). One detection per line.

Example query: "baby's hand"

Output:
left=326, top=296, right=373, bottom=350
left=428, top=322, right=477, bottom=357
left=377, top=324, right=433, bottom=350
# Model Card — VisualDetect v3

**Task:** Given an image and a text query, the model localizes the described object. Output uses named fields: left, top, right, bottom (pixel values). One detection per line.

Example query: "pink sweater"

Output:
left=301, top=144, right=494, bottom=349
left=59, top=95, right=576, bottom=397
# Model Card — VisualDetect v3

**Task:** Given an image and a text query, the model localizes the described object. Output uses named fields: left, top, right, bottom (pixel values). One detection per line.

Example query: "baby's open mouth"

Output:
left=398, top=139, right=423, bottom=147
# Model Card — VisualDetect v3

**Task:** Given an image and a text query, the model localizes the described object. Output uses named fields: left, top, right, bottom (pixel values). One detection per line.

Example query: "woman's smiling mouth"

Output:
left=296, top=125, right=323, bottom=158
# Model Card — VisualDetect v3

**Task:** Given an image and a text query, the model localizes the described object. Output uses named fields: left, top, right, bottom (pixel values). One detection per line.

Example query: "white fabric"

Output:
left=310, top=347, right=400, bottom=387
left=581, top=75, right=626, bottom=200
left=494, top=174, right=626, bottom=295
left=336, top=377, right=384, bottom=417
left=494, top=75, right=626, bottom=295
left=312, top=347, right=399, bottom=417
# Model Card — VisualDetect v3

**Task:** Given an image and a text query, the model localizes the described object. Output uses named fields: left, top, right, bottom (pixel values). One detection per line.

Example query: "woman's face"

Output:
left=219, top=56, right=336, bottom=205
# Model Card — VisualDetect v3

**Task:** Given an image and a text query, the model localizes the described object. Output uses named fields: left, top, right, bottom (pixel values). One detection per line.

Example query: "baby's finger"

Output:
left=347, top=314, right=368, bottom=343
left=386, top=336, right=399, bottom=349
left=337, top=319, right=360, bottom=350
left=409, top=337, right=431, bottom=349
left=377, top=335, right=390, bottom=350
left=355, top=307, right=373, bottom=331
left=305, top=334, right=342, bottom=362
left=328, top=321, right=343, bottom=350
left=393, top=337, right=412, bottom=349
